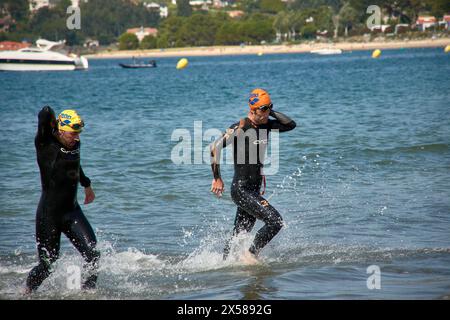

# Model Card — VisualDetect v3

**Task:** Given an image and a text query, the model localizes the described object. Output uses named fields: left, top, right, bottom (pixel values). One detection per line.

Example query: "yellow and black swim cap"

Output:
left=58, top=110, right=84, bottom=133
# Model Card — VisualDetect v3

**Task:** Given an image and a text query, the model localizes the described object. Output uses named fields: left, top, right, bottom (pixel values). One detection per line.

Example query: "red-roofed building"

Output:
left=126, top=27, right=158, bottom=42
left=0, top=41, right=31, bottom=51
left=227, top=10, right=244, bottom=18
left=415, top=16, right=437, bottom=31
left=439, top=15, right=450, bottom=30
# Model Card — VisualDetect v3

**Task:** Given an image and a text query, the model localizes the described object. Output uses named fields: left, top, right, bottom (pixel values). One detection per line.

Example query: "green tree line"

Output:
left=0, top=0, right=160, bottom=45
left=153, top=11, right=275, bottom=48
left=0, top=0, right=448, bottom=48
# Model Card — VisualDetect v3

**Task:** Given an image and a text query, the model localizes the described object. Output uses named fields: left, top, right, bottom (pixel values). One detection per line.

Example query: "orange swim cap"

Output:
left=248, top=88, right=271, bottom=110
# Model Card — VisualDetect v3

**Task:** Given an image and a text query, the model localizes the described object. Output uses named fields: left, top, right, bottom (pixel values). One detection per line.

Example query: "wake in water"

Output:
left=2, top=222, right=450, bottom=300
left=1, top=158, right=449, bottom=299
left=0, top=231, right=271, bottom=300
left=0, top=167, right=304, bottom=299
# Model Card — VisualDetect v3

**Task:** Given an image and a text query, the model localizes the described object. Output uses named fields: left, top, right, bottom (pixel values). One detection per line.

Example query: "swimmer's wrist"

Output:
left=212, top=163, right=221, bottom=180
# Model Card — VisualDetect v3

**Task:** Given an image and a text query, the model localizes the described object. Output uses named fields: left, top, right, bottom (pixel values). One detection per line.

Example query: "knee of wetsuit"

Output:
left=268, top=215, right=284, bottom=232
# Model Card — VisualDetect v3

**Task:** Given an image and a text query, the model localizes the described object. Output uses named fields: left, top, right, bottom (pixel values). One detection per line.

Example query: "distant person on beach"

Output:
left=25, top=107, right=100, bottom=293
left=209, top=89, right=296, bottom=264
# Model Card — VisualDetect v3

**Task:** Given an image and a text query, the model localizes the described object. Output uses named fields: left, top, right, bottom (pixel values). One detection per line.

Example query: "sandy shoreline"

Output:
left=86, top=38, right=450, bottom=59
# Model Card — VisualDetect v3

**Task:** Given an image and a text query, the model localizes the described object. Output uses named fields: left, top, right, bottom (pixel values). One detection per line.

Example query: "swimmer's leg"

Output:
left=223, top=207, right=256, bottom=260
left=237, top=192, right=284, bottom=257
left=63, top=206, right=100, bottom=290
left=26, top=212, right=61, bottom=293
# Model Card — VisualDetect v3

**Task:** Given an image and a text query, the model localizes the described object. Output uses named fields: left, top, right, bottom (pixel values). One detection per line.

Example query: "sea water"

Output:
left=0, top=48, right=449, bottom=299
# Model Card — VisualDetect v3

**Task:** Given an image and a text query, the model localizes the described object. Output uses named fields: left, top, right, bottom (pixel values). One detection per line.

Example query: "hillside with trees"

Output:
left=0, top=0, right=448, bottom=50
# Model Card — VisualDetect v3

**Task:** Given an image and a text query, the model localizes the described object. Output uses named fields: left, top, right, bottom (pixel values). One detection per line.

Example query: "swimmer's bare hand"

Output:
left=84, top=186, right=95, bottom=204
left=211, top=178, right=224, bottom=197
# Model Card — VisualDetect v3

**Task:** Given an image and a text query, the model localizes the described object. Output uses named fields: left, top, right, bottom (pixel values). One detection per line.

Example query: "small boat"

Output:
left=310, top=48, right=343, bottom=55
left=119, top=59, right=157, bottom=68
left=0, top=39, right=88, bottom=71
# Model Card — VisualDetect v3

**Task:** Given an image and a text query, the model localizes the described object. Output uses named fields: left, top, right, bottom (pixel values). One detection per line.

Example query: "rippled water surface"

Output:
left=1, top=48, right=449, bottom=299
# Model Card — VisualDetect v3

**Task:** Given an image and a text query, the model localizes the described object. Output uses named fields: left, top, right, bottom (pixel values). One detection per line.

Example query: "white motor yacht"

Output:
left=310, top=48, right=343, bottom=55
left=0, top=39, right=88, bottom=71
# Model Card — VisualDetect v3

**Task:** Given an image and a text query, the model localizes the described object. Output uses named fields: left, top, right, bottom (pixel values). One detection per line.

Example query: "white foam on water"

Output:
left=2, top=239, right=449, bottom=300
left=0, top=240, right=171, bottom=299
left=3, top=217, right=449, bottom=300
left=176, top=232, right=257, bottom=273
left=0, top=261, right=34, bottom=275
left=0, top=265, right=32, bottom=274
left=100, top=247, right=166, bottom=274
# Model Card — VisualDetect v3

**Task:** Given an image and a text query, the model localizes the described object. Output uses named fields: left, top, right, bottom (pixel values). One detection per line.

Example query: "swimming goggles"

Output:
left=258, top=103, right=273, bottom=112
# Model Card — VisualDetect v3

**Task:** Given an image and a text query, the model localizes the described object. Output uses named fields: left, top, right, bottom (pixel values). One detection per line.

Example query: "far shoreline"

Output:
left=85, top=38, right=450, bottom=59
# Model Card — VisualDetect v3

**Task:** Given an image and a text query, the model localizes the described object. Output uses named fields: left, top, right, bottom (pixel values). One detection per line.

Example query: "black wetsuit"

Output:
left=26, top=106, right=100, bottom=292
left=210, top=110, right=296, bottom=258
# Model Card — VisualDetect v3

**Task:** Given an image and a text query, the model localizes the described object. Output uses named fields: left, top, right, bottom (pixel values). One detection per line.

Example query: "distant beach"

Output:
left=86, top=38, right=450, bottom=59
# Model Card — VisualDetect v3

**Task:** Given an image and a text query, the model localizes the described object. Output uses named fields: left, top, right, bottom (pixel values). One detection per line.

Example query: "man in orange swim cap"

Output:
left=209, top=88, right=296, bottom=264
left=247, top=88, right=273, bottom=123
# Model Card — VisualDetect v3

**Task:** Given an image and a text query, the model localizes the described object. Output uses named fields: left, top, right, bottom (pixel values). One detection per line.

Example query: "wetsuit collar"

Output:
left=54, top=132, right=80, bottom=150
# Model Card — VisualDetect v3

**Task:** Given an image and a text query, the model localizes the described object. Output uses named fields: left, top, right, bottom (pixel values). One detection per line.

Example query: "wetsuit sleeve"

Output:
left=269, top=110, right=296, bottom=132
left=35, top=106, right=57, bottom=146
left=209, top=122, right=240, bottom=180
left=79, top=166, right=91, bottom=188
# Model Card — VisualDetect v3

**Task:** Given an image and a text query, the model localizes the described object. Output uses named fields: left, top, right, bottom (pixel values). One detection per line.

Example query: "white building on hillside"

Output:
left=144, top=2, right=169, bottom=18
left=29, top=0, right=83, bottom=12
left=127, top=26, right=158, bottom=42
left=416, top=16, right=437, bottom=31
left=69, top=1, right=89, bottom=8
left=29, top=0, right=51, bottom=12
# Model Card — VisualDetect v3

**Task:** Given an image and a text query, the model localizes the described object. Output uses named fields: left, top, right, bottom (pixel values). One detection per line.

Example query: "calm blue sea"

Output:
left=0, top=48, right=449, bottom=299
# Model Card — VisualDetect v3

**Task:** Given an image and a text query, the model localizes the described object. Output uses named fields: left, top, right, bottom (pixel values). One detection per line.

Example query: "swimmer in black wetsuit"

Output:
left=25, top=107, right=100, bottom=293
left=210, top=88, right=296, bottom=263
